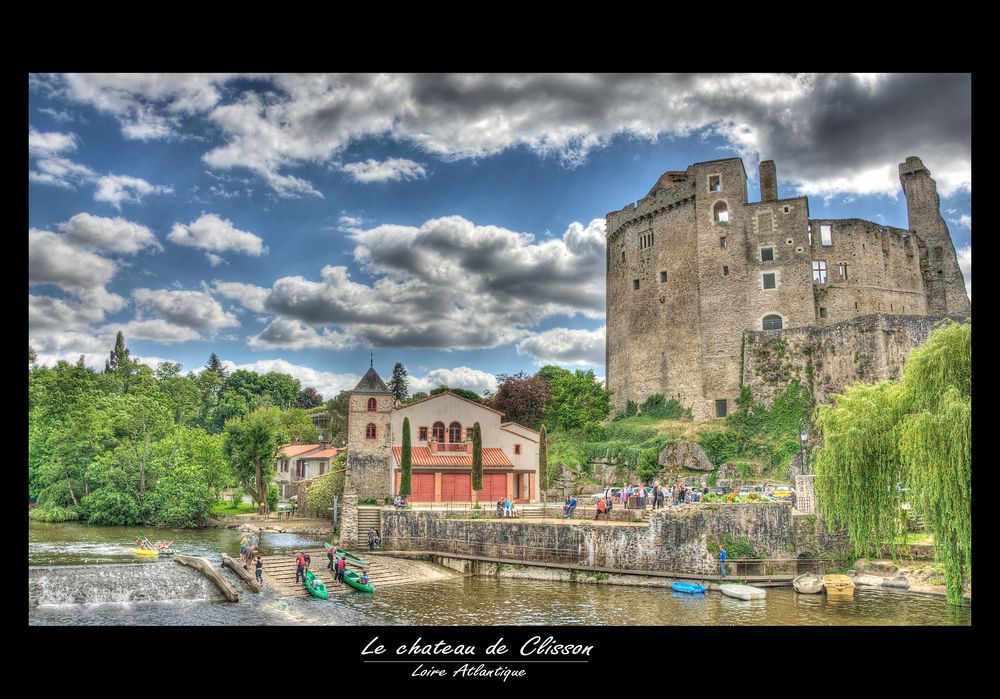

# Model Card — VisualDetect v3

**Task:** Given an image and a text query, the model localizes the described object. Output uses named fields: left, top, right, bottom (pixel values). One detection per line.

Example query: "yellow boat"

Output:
left=131, top=548, right=160, bottom=556
left=823, top=574, right=856, bottom=595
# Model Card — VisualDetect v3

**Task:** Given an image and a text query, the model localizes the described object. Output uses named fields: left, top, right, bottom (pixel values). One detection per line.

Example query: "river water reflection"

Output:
left=28, top=523, right=971, bottom=626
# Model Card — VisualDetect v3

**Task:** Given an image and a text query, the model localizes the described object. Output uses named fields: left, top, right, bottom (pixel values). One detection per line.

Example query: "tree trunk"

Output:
left=255, top=458, right=265, bottom=514
left=64, top=471, right=79, bottom=507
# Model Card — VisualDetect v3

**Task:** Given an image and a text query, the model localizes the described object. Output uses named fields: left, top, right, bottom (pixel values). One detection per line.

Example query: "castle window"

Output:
left=633, top=279, right=640, bottom=290
left=709, top=175, right=721, bottom=192
left=838, top=263, right=847, bottom=279
left=783, top=205, right=790, bottom=213
left=432, top=421, right=445, bottom=442
left=419, top=426, right=428, bottom=441
left=713, top=201, right=729, bottom=223
left=819, top=307, right=828, bottom=319
left=449, top=421, right=462, bottom=443
left=659, top=270, right=668, bottom=283
left=933, top=246, right=944, bottom=260
left=715, top=400, right=728, bottom=418
left=812, top=260, right=828, bottom=284
left=514, top=444, right=522, bottom=455
left=762, top=273, right=776, bottom=289
left=365, top=423, right=377, bottom=439
left=639, top=232, right=654, bottom=250
left=720, top=236, right=728, bottom=249
left=762, top=314, right=783, bottom=330
left=820, top=224, right=833, bottom=246
left=723, top=266, right=730, bottom=276
left=761, top=246, right=774, bottom=262
left=367, top=397, right=377, bottom=411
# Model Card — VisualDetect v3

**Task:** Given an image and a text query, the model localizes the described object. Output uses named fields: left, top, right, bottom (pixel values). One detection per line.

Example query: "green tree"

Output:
left=430, top=385, right=482, bottom=403
left=206, top=352, right=228, bottom=379
left=544, top=368, right=612, bottom=431
left=388, top=362, right=409, bottom=404
left=471, top=421, right=482, bottom=496
left=223, top=407, right=288, bottom=515
left=814, top=321, right=971, bottom=605
left=325, top=391, right=351, bottom=445
left=159, top=375, right=203, bottom=425
left=407, top=392, right=428, bottom=403
left=296, top=386, right=325, bottom=409
left=103, top=331, right=144, bottom=394
left=155, top=361, right=183, bottom=380
left=279, top=407, right=320, bottom=443
left=489, top=371, right=550, bottom=427
left=400, top=417, right=412, bottom=497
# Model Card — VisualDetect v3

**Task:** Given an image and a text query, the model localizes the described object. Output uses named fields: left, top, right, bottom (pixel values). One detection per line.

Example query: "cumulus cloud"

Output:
left=408, top=367, right=499, bottom=397
left=167, top=213, right=266, bottom=257
left=516, top=326, right=606, bottom=366
left=28, top=228, right=127, bottom=320
left=247, top=317, right=352, bottom=351
left=956, top=244, right=971, bottom=299
left=29, top=156, right=96, bottom=189
left=58, top=212, right=162, bottom=254
left=28, top=127, right=77, bottom=156
left=341, top=158, right=427, bottom=183
left=115, top=318, right=202, bottom=343
left=42, top=73, right=970, bottom=199
left=213, top=281, right=271, bottom=313
left=29, top=328, right=117, bottom=369
left=132, top=287, right=241, bottom=332
left=220, top=358, right=361, bottom=398
left=247, top=216, right=605, bottom=351
left=94, top=174, right=173, bottom=210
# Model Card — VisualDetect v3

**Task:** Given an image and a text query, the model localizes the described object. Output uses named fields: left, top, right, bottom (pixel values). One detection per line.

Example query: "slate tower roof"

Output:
left=352, top=367, right=391, bottom=394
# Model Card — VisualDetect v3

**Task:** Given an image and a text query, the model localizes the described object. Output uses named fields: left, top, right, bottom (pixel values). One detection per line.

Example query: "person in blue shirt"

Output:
left=567, top=495, right=577, bottom=519
left=719, top=547, right=727, bottom=578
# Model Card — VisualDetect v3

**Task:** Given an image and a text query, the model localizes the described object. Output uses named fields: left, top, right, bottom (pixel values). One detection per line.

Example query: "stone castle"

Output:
left=605, top=155, right=970, bottom=419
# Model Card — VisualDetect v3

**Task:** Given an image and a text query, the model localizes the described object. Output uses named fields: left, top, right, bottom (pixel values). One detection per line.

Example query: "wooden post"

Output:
left=221, top=553, right=261, bottom=593
left=174, top=555, right=239, bottom=602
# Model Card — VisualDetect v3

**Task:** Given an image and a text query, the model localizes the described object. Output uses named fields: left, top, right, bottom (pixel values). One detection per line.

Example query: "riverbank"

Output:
left=206, top=516, right=333, bottom=537
left=852, top=559, right=971, bottom=600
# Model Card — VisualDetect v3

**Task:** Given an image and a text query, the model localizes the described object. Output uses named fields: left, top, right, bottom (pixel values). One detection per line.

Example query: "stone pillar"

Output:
left=340, top=492, right=359, bottom=547
left=759, top=160, right=778, bottom=202
left=795, top=474, right=816, bottom=514
left=506, top=472, right=515, bottom=500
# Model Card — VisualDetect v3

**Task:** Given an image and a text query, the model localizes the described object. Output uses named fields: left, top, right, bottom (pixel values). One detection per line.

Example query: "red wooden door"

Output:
left=478, top=473, right=506, bottom=502
left=441, top=473, right=471, bottom=502
left=411, top=473, right=436, bottom=501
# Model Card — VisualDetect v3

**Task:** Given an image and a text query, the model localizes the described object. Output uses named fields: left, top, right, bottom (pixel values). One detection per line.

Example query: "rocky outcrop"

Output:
left=658, top=441, right=716, bottom=471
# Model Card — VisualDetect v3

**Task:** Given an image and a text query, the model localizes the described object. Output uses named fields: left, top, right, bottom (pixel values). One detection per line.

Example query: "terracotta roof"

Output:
left=392, top=446, right=513, bottom=468
left=280, top=444, right=323, bottom=458
left=303, top=448, right=341, bottom=459
left=398, top=390, right=504, bottom=415
left=352, top=367, right=391, bottom=394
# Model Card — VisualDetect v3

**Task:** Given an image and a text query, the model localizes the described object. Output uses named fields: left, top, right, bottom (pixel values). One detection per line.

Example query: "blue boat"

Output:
left=671, top=581, right=707, bottom=594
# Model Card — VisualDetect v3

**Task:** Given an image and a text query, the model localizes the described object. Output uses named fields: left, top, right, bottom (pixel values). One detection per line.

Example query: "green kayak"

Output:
left=324, top=543, right=370, bottom=567
left=304, top=570, right=329, bottom=600
left=343, top=568, right=375, bottom=593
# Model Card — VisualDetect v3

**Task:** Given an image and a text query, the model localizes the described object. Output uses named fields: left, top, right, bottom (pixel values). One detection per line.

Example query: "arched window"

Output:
left=367, top=397, right=377, bottom=411
left=449, top=421, right=462, bottom=443
left=762, top=314, right=783, bottom=330
left=366, top=423, right=377, bottom=439
left=713, top=200, right=729, bottom=223
left=432, top=421, right=445, bottom=442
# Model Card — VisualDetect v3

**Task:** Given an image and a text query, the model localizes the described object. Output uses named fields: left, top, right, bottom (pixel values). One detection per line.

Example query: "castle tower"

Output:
left=899, top=156, right=971, bottom=316
left=340, top=364, right=393, bottom=547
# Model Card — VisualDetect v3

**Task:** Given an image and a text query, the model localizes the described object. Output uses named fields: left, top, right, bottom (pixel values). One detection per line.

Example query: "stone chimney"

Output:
left=759, top=160, right=778, bottom=202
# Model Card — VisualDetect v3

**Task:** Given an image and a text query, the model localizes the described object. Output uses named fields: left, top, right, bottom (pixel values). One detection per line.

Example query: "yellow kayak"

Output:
left=132, top=548, right=161, bottom=556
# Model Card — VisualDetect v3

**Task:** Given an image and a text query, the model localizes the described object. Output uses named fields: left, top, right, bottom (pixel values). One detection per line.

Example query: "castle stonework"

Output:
left=605, top=156, right=970, bottom=419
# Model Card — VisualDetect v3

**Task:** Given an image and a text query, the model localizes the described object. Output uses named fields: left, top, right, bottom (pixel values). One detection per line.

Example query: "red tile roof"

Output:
left=392, top=446, right=513, bottom=468
left=280, top=444, right=323, bottom=458
left=304, top=448, right=341, bottom=459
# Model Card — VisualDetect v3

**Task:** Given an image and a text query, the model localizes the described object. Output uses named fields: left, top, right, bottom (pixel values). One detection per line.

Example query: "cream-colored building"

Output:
left=273, top=443, right=342, bottom=499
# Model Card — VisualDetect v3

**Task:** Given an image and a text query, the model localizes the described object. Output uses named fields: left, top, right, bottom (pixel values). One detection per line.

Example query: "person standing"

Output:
left=497, top=498, right=504, bottom=517
left=295, top=552, right=306, bottom=584
left=368, top=528, right=376, bottom=553
left=594, top=497, right=607, bottom=520
left=327, top=543, right=336, bottom=570
left=255, top=554, right=264, bottom=587
left=719, top=547, right=727, bottom=578
left=303, top=552, right=311, bottom=576
left=336, top=555, right=347, bottom=583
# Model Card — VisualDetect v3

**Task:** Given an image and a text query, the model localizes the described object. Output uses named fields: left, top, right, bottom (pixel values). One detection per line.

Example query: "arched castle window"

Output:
left=713, top=201, right=729, bottom=223
left=367, top=397, right=377, bottom=411
left=366, top=423, right=377, bottom=439
left=762, top=314, right=783, bottom=330
left=432, top=421, right=445, bottom=442
left=449, top=421, right=462, bottom=443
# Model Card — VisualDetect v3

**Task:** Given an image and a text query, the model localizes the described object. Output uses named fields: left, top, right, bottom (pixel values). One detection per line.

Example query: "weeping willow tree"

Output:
left=814, top=320, right=970, bottom=604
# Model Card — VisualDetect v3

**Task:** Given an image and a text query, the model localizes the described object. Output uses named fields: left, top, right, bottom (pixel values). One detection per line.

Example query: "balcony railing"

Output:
left=429, top=441, right=470, bottom=454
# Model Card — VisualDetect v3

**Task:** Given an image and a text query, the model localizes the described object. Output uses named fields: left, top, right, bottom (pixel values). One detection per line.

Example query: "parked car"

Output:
left=770, top=486, right=795, bottom=500
left=711, top=487, right=732, bottom=496
left=738, top=485, right=763, bottom=495
left=590, top=487, right=622, bottom=503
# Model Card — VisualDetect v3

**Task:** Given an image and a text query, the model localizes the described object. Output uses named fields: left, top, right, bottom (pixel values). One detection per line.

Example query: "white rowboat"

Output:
left=719, top=583, right=766, bottom=600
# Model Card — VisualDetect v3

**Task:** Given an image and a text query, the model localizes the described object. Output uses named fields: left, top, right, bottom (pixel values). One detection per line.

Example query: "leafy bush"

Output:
left=29, top=505, right=80, bottom=522
left=639, top=394, right=693, bottom=420
left=266, top=483, right=279, bottom=512
left=638, top=448, right=660, bottom=480
left=35, top=481, right=77, bottom=510
left=81, top=487, right=141, bottom=526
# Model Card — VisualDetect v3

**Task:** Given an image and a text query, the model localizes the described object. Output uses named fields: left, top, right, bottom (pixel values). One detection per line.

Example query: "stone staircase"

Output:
left=357, top=506, right=382, bottom=541
left=259, top=548, right=420, bottom=598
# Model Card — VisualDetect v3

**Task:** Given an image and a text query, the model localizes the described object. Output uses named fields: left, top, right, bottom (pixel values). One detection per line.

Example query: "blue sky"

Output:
left=28, top=74, right=971, bottom=398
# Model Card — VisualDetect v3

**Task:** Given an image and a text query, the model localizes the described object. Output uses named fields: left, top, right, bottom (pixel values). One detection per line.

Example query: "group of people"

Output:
left=318, top=545, right=369, bottom=586
left=496, top=498, right=518, bottom=518
left=241, top=529, right=265, bottom=585
left=367, top=528, right=382, bottom=552
left=393, top=495, right=407, bottom=509
left=591, top=482, right=712, bottom=519
left=135, top=536, right=172, bottom=552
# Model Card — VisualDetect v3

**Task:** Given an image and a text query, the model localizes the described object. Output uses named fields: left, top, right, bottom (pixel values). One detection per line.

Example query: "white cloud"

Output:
left=132, top=287, right=240, bottom=332
left=408, top=367, right=499, bottom=397
left=213, top=281, right=271, bottom=313
left=167, top=213, right=266, bottom=256
left=115, top=318, right=202, bottom=343
left=338, top=215, right=364, bottom=229
left=29, top=328, right=116, bottom=370
left=250, top=216, right=605, bottom=351
left=956, top=244, right=971, bottom=299
left=341, top=158, right=427, bottom=184
left=516, top=326, right=606, bottom=366
left=206, top=253, right=225, bottom=267
left=28, top=229, right=127, bottom=318
left=247, top=317, right=352, bottom=351
left=58, top=212, right=162, bottom=254
left=220, top=358, right=361, bottom=398
left=28, top=127, right=77, bottom=156
left=94, top=174, right=173, bottom=210
left=29, top=156, right=96, bottom=189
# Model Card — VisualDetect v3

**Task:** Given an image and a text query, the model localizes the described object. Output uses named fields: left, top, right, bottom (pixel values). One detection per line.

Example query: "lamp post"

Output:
left=798, top=418, right=809, bottom=475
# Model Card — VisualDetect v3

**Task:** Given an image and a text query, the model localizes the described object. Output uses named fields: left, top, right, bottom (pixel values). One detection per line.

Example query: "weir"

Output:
left=28, top=563, right=225, bottom=606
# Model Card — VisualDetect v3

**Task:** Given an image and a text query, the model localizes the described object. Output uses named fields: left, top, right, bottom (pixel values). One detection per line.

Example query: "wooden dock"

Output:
left=259, top=549, right=426, bottom=598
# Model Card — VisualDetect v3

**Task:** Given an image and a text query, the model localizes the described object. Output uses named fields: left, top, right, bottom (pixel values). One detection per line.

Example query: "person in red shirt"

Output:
left=336, top=555, right=347, bottom=583
left=594, top=497, right=607, bottom=520
left=295, top=552, right=306, bottom=583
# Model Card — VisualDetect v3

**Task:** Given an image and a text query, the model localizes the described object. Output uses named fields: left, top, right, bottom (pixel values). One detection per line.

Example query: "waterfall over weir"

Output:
left=29, top=563, right=227, bottom=606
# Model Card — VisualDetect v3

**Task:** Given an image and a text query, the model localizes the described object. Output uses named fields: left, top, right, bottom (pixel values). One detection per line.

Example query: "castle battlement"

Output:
left=605, top=155, right=970, bottom=421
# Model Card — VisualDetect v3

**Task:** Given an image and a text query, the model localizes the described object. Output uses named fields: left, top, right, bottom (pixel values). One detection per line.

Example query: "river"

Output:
left=28, top=522, right=971, bottom=626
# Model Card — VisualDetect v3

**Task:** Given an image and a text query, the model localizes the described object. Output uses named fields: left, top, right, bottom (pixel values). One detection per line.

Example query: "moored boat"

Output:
left=671, top=581, right=707, bottom=594
left=325, top=543, right=370, bottom=567
left=304, top=570, right=329, bottom=599
left=823, top=574, right=855, bottom=595
left=719, top=583, right=766, bottom=600
left=343, top=569, right=375, bottom=593
left=793, top=573, right=824, bottom=594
